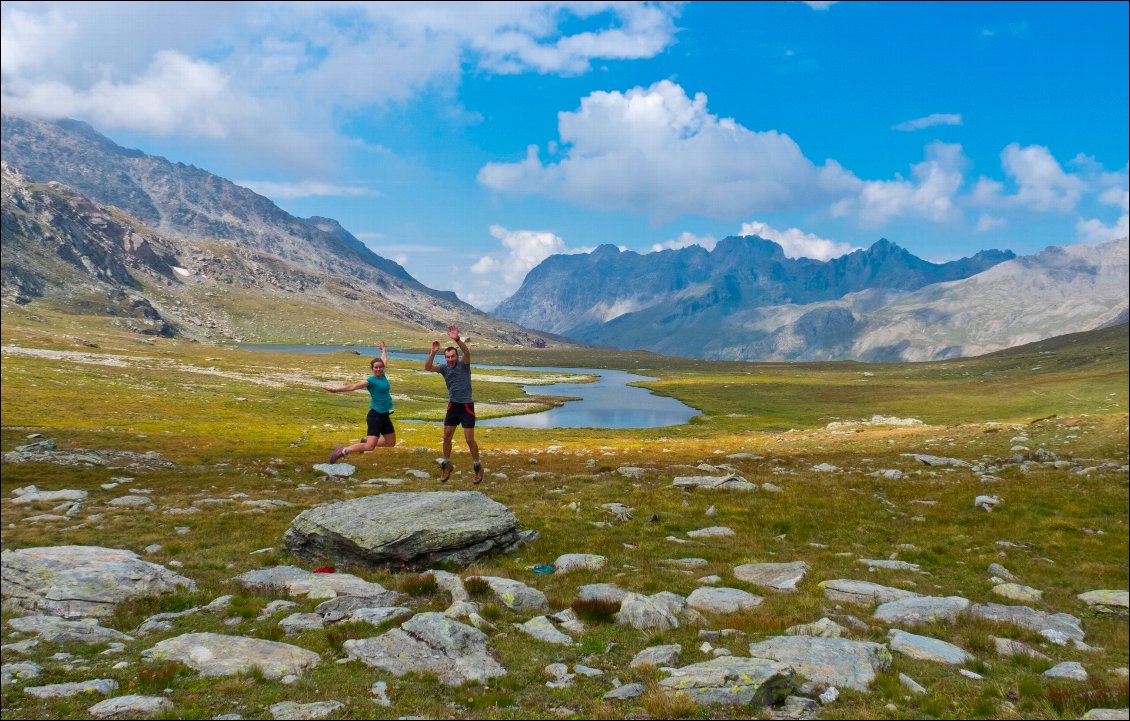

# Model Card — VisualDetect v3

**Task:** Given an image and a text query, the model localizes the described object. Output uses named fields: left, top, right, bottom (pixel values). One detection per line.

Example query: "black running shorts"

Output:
left=444, top=402, right=476, bottom=428
left=366, top=409, right=395, bottom=437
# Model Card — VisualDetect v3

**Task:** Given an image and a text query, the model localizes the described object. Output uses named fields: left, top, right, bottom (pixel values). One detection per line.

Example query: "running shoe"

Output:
left=440, top=460, right=453, bottom=483
left=329, top=445, right=346, bottom=464
left=473, top=464, right=484, bottom=484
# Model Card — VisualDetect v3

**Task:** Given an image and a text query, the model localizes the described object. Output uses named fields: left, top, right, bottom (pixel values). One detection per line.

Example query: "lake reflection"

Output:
left=238, top=344, right=699, bottom=429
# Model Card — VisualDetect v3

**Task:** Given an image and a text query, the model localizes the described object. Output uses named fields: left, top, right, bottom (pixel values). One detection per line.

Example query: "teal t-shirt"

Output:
left=366, top=375, right=392, bottom=413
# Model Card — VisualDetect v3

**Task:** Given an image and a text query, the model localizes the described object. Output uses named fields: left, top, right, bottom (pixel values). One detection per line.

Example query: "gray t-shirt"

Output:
left=437, top=361, right=473, bottom=403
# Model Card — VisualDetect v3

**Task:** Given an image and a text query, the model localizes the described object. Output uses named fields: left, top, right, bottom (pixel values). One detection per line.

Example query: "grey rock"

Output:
left=603, top=682, right=646, bottom=700
left=1, top=545, right=196, bottom=618
left=547, top=607, right=585, bottom=635
left=785, top=618, right=847, bottom=638
left=312, top=463, right=355, bottom=477
left=769, top=695, right=820, bottom=720
left=470, top=576, right=548, bottom=612
left=135, top=606, right=201, bottom=635
left=516, top=616, right=574, bottom=645
left=992, top=583, right=1043, bottom=603
left=370, top=680, right=391, bottom=706
left=348, top=606, right=411, bottom=627
left=553, top=553, right=607, bottom=572
left=673, top=474, right=758, bottom=491
left=630, top=643, right=682, bottom=668
left=858, top=558, right=921, bottom=571
left=24, top=678, right=117, bottom=698
left=577, top=583, right=628, bottom=605
left=970, top=602, right=1085, bottom=643
left=1, top=661, right=41, bottom=687
left=873, top=596, right=970, bottom=626
left=343, top=612, right=505, bottom=685
left=617, top=592, right=679, bottom=630
left=687, top=586, right=763, bottom=614
left=11, top=489, right=87, bottom=504
left=818, top=579, right=921, bottom=605
left=899, top=672, right=927, bottom=695
left=907, top=454, right=972, bottom=468
left=991, top=635, right=1051, bottom=661
left=278, top=612, right=324, bottom=635
left=314, top=594, right=402, bottom=622
left=88, top=695, right=174, bottom=718
left=663, top=557, right=709, bottom=569
left=1081, top=710, right=1130, bottom=720
left=687, top=526, right=736, bottom=539
left=988, top=563, right=1018, bottom=581
left=8, top=615, right=134, bottom=644
left=1078, top=590, right=1129, bottom=616
left=748, top=636, right=893, bottom=691
left=430, top=570, right=468, bottom=603
left=235, top=565, right=399, bottom=601
left=734, top=561, right=809, bottom=592
left=888, top=629, right=974, bottom=665
left=1045, top=661, right=1088, bottom=681
left=268, top=700, right=345, bottom=719
left=659, top=656, right=795, bottom=706
left=142, top=633, right=320, bottom=679
left=283, top=492, right=537, bottom=569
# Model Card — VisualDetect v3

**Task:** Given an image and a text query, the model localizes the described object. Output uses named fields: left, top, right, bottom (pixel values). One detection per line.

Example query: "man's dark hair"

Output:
left=444, top=346, right=458, bottom=354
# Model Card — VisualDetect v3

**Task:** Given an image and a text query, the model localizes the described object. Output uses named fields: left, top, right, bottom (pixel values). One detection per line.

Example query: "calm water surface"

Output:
left=238, top=344, right=699, bottom=429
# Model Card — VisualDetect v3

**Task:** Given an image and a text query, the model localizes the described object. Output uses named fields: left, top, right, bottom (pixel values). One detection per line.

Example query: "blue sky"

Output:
left=3, top=1, right=1127, bottom=310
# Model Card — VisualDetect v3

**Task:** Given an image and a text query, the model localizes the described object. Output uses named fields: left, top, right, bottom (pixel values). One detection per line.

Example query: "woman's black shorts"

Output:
left=366, top=409, right=395, bottom=437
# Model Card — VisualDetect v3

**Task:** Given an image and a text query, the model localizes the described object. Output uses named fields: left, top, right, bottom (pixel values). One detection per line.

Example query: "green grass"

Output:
left=1, top=311, right=1126, bottom=719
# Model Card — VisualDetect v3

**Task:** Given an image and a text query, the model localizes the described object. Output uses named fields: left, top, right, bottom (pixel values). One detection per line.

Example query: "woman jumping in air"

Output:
left=325, top=341, right=396, bottom=463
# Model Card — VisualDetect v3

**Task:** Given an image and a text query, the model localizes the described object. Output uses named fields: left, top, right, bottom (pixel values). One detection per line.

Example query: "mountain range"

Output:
left=494, top=235, right=1127, bottom=362
left=1, top=115, right=549, bottom=346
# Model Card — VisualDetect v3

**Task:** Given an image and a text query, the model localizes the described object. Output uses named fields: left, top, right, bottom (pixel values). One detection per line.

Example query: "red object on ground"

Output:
left=313, top=565, right=336, bottom=574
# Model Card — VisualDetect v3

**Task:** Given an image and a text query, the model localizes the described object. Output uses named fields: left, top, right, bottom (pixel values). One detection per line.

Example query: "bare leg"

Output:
left=345, top=436, right=379, bottom=454
left=463, top=427, right=480, bottom=462
left=442, top=425, right=456, bottom=458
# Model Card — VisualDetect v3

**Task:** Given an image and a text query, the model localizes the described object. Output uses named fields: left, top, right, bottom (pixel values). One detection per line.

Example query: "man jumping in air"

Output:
left=424, top=324, right=483, bottom=483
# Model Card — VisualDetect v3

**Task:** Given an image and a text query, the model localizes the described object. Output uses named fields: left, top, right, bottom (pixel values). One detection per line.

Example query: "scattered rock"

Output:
left=1, top=545, right=196, bottom=618
left=672, top=474, right=758, bottom=491
left=469, top=576, right=548, bottom=613
left=659, top=656, right=795, bottom=706
left=553, top=553, right=607, bottom=573
left=1045, top=661, right=1088, bottom=681
left=268, top=700, right=345, bottom=720
left=617, top=592, right=680, bottom=631
left=577, top=583, right=628, bottom=605
left=312, top=463, right=355, bottom=477
left=631, top=644, right=682, bottom=668
left=687, top=526, right=736, bottom=539
left=818, top=579, right=920, bottom=605
left=284, top=492, right=537, bottom=569
left=969, top=602, right=1085, bottom=644
left=24, top=678, right=118, bottom=699
left=888, top=629, right=974, bottom=665
left=1078, top=590, right=1129, bottom=616
left=603, top=682, right=645, bottom=701
left=858, top=558, right=921, bottom=571
left=8, top=616, right=134, bottom=645
left=278, top=613, right=324, bottom=635
left=235, top=565, right=400, bottom=602
left=1, top=661, right=41, bottom=687
left=142, top=633, right=320, bottom=679
left=516, top=616, right=574, bottom=645
left=343, top=612, right=505, bottom=686
left=747, top=636, right=892, bottom=691
left=687, top=587, right=763, bottom=614
left=992, top=583, right=1043, bottom=603
left=734, top=562, right=809, bottom=592
left=88, top=695, right=174, bottom=718
left=873, top=596, right=970, bottom=626
left=988, top=563, right=1018, bottom=581
left=785, top=618, right=847, bottom=638
left=899, top=672, right=926, bottom=695
left=991, top=635, right=1051, bottom=661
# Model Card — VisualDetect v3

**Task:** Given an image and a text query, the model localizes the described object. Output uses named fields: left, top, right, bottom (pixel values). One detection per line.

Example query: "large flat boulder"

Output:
left=1, top=546, right=196, bottom=619
left=283, top=492, right=537, bottom=569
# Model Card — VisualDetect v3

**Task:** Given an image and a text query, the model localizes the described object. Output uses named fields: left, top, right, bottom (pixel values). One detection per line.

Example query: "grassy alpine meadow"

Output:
left=1, top=308, right=1127, bottom=720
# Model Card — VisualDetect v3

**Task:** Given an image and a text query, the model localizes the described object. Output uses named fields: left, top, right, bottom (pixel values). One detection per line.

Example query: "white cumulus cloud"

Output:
left=832, top=142, right=968, bottom=227
left=738, top=221, right=854, bottom=260
left=650, top=232, right=718, bottom=253
left=479, top=80, right=853, bottom=222
left=972, top=143, right=1085, bottom=213
left=1076, top=186, right=1130, bottom=244
left=467, top=224, right=591, bottom=310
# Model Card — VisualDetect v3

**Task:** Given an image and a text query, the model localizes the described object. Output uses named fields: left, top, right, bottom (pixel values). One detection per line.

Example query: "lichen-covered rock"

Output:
left=141, top=633, right=320, bottom=679
left=88, top=695, right=174, bottom=718
left=630, top=644, right=682, bottom=668
left=659, top=656, right=795, bottom=706
left=268, top=700, right=345, bottom=719
left=733, top=561, right=808, bottom=592
left=1, top=546, right=196, bottom=618
left=687, top=587, right=763, bottom=614
left=1078, top=590, right=1129, bottom=616
left=748, top=636, right=892, bottom=691
left=469, top=576, right=548, bottom=613
left=818, top=579, right=920, bottom=605
left=553, top=553, right=607, bottom=572
left=8, top=616, right=134, bottom=645
left=234, top=565, right=398, bottom=602
left=888, top=629, right=974, bottom=665
left=873, top=596, right=970, bottom=626
left=969, top=602, right=1085, bottom=643
left=343, top=612, right=505, bottom=685
left=283, top=492, right=537, bottom=569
